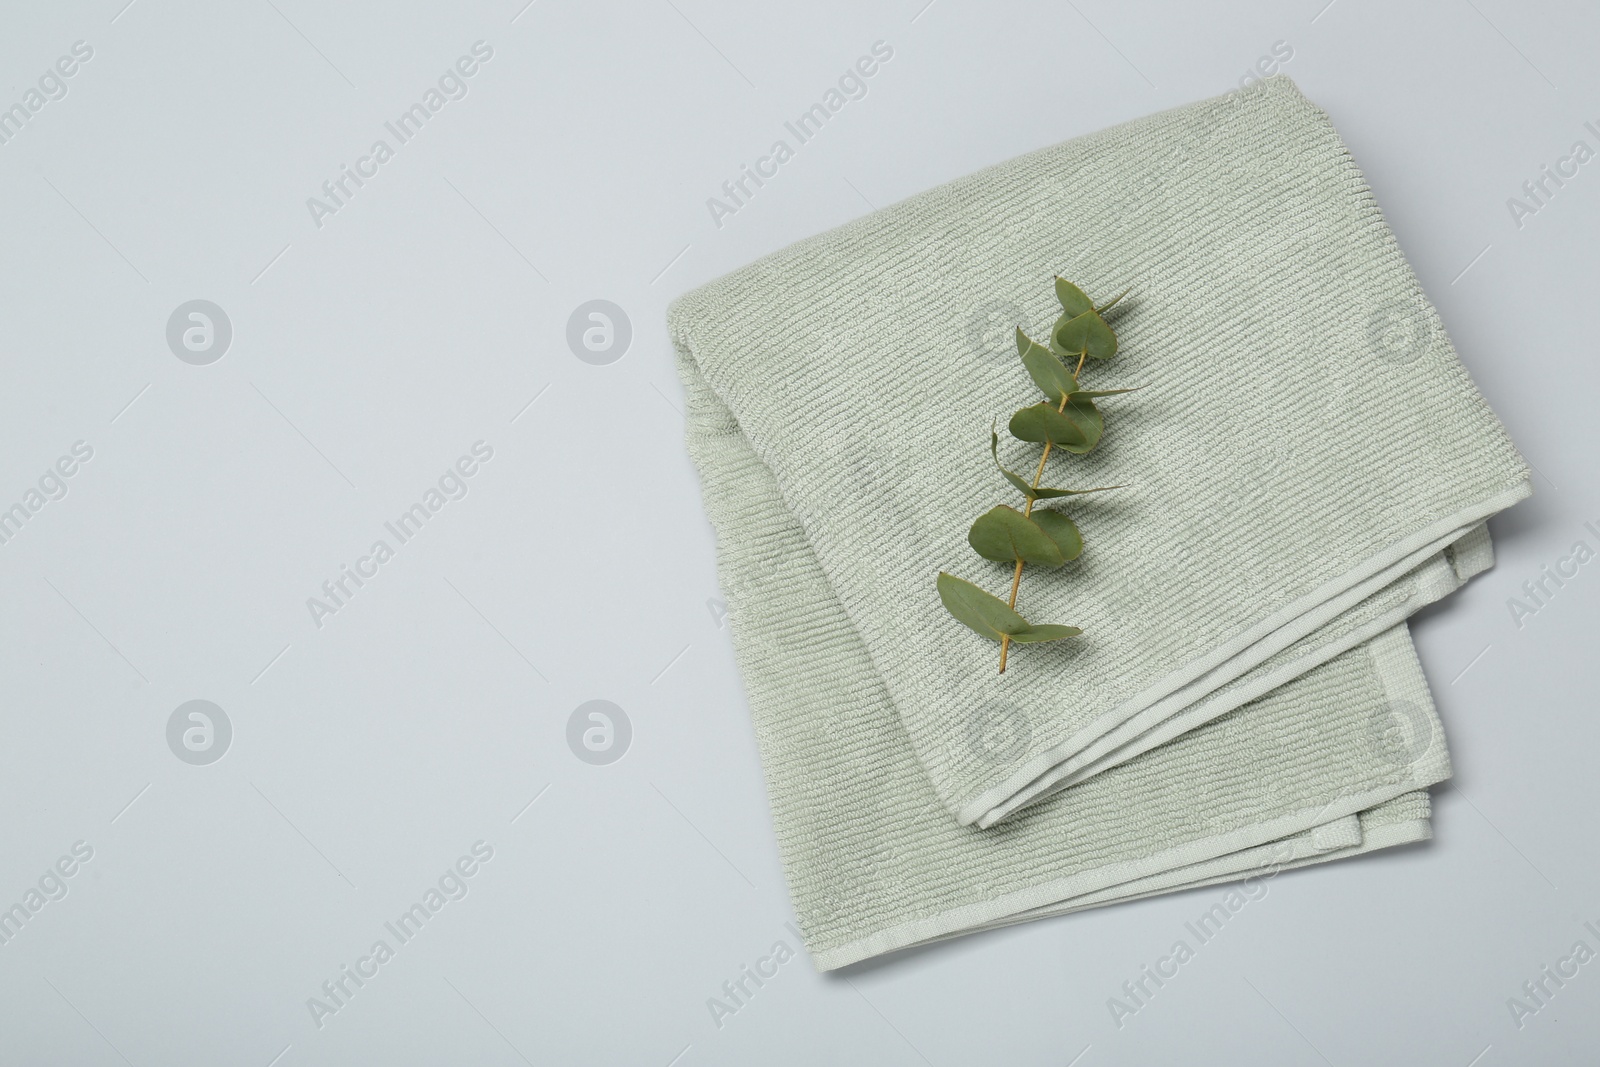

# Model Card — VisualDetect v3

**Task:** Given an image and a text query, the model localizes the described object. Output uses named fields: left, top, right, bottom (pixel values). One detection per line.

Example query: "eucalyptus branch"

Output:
left=998, top=387, right=1071, bottom=671
left=938, top=279, right=1136, bottom=674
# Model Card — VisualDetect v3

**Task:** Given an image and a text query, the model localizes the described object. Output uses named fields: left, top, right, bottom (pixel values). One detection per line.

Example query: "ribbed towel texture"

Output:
left=670, top=77, right=1529, bottom=970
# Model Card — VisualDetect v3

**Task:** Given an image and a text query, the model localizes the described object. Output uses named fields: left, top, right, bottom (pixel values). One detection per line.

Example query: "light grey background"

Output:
left=0, top=0, right=1595, bottom=1063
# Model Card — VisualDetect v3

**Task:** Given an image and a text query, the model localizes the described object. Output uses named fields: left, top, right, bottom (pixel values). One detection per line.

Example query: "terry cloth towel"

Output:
left=671, top=76, right=1528, bottom=969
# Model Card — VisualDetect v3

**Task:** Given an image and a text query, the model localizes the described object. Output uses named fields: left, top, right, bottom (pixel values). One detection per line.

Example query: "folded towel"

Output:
left=671, top=76, right=1527, bottom=969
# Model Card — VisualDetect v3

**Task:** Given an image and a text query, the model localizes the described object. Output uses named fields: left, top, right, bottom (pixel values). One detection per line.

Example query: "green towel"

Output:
left=671, top=76, right=1528, bottom=969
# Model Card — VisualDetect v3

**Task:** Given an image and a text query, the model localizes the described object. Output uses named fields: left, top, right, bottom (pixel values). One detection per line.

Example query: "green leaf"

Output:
left=1030, top=509, right=1083, bottom=562
left=990, top=430, right=1038, bottom=499
left=990, top=431, right=1121, bottom=501
left=1053, top=309, right=1118, bottom=360
left=1009, top=623, right=1082, bottom=643
left=1047, top=313, right=1073, bottom=357
left=1096, top=287, right=1131, bottom=314
left=968, top=506, right=1066, bottom=567
left=1069, top=387, right=1138, bottom=399
left=1034, top=483, right=1121, bottom=498
left=1009, top=403, right=1085, bottom=449
left=1009, top=399, right=1103, bottom=453
left=1054, top=277, right=1094, bottom=318
left=1061, top=395, right=1105, bottom=453
left=1017, top=329, right=1078, bottom=404
left=937, top=572, right=1030, bottom=642
left=937, top=573, right=1081, bottom=644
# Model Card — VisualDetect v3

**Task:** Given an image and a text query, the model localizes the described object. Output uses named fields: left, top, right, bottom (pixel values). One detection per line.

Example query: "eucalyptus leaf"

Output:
left=1034, top=484, right=1121, bottom=498
left=1047, top=314, right=1070, bottom=357
left=1017, top=329, right=1078, bottom=403
left=1030, top=509, right=1083, bottom=562
left=1014, top=326, right=1045, bottom=357
left=990, top=430, right=1039, bottom=499
left=937, top=573, right=1081, bottom=644
left=969, top=505, right=1066, bottom=567
left=1009, top=398, right=1103, bottom=453
left=990, top=432, right=1120, bottom=501
left=1054, top=277, right=1094, bottom=318
left=1054, top=310, right=1118, bottom=360
left=1009, top=623, right=1082, bottom=643
left=1009, top=403, right=1084, bottom=449
left=1097, top=287, right=1131, bottom=313
left=936, top=572, right=1030, bottom=642
left=1062, top=395, right=1105, bottom=452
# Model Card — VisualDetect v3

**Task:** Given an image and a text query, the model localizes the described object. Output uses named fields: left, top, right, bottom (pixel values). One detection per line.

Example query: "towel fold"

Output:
left=671, top=76, right=1527, bottom=969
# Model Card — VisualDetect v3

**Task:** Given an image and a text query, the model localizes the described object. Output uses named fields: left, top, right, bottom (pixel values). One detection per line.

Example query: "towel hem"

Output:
left=959, top=480, right=1526, bottom=826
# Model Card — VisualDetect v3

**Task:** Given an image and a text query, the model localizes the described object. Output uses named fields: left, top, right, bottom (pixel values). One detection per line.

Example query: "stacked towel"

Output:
left=671, top=76, right=1528, bottom=970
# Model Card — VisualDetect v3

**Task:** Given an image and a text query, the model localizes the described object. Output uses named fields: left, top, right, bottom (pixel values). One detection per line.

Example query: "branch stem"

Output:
left=999, top=381, right=1076, bottom=674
